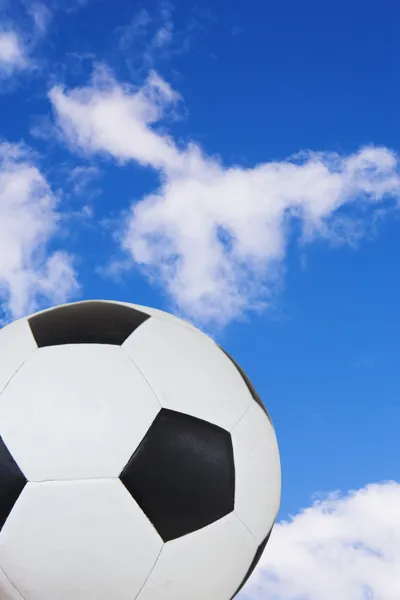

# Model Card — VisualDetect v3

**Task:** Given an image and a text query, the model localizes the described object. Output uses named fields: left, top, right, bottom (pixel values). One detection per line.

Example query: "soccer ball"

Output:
left=0, top=300, right=281, bottom=600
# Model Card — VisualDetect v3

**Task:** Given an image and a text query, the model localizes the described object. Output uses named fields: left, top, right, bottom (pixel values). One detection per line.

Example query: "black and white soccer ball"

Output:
left=0, top=300, right=281, bottom=600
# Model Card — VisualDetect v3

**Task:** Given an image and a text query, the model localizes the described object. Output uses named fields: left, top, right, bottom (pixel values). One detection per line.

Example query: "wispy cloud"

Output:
left=239, top=481, right=400, bottom=600
left=49, top=68, right=400, bottom=329
left=0, top=30, right=29, bottom=76
left=0, top=142, right=79, bottom=321
left=27, top=0, right=98, bottom=14
left=118, top=8, right=152, bottom=52
left=0, top=1, right=52, bottom=80
left=27, top=2, right=52, bottom=35
left=67, top=165, right=101, bottom=196
left=117, top=1, right=201, bottom=74
left=0, top=0, right=94, bottom=82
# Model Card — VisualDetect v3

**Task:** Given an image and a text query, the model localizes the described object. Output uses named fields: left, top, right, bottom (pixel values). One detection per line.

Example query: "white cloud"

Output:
left=0, top=142, right=79, bottom=320
left=49, top=66, right=181, bottom=170
left=239, top=481, right=400, bottom=600
left=49, top=69, right=400, bottom=328
left=0, top=30, right=29, bottom=76
left=0, top=3, right=55, bottom=82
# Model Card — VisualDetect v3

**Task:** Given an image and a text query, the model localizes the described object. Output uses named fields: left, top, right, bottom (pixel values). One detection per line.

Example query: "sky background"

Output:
left=0, top=0, right=400, bottom=598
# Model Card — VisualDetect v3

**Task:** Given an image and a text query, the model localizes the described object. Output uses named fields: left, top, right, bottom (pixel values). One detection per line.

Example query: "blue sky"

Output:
left=0, top=0, right=399, bottom=598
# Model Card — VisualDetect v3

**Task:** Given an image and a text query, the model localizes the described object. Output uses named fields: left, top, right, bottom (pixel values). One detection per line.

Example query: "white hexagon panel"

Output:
left=122, top=317, right=253, bottom=430
left=0, top=318, right=37, bottom=394
left=0, top=344, right=161, bottom=481
left=0, top=300, right=281, bottom=600
left=0, top=479, right=163, bottom=600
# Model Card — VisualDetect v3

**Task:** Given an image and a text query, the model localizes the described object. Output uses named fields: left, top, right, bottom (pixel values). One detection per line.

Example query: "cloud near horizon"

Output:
left=239, top=480, right=400, bottom=600
left=0, top=142, right=78, bottom=321
left=49, top=67, right=400, bottom=328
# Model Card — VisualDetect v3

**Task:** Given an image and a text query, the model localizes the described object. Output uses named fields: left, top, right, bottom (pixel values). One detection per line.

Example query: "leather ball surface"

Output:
left=0, top=300, right=281, bottom=600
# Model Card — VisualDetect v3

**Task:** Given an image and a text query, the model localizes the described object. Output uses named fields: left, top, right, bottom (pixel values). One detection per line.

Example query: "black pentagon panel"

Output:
left=218, top=346, right=272, bottom=424
left=0, top=436, right=27, bottom=531
left=230, top=528, right=272, bottom=598
left=120, top=409, right=235, bottom=542
left=28, top=301, right=150, bottom=347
